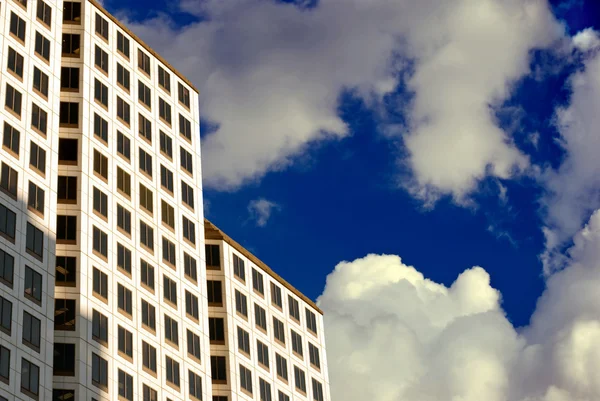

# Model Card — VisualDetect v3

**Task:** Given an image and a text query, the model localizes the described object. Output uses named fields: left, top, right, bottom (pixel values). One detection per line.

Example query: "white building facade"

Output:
left=0, top=1, right=330, bottom=401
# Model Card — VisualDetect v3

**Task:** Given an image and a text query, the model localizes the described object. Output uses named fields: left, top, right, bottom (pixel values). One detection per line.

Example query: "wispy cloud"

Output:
left=247, top=198, right=280, bottom=227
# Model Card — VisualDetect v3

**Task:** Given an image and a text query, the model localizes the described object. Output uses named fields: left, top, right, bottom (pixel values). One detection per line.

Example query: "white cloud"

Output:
left=247, top=198, right=280, bottom=227
left=125, top=0, right=561, bottom=199
left=572, top=28, right=600, bottom=52
left=318, top=209, right=600, bottom=401
left=540, top=34, right=600, bottom=273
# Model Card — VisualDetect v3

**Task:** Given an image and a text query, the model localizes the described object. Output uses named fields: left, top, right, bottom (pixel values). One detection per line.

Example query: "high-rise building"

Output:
left=0, top=1, right=330, bottom=401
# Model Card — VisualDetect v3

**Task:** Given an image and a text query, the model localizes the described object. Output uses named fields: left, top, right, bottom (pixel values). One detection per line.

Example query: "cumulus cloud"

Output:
left=125, top=0, right=561, bottom=200
left=540, top=31, right=600, bottom=273
left=318, top=209, right=600, bottom=401
left=247, top=198, right=280, bottom=227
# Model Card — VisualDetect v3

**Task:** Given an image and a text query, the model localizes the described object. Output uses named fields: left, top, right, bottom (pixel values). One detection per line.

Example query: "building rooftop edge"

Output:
left=204, top=219, right=324, bottom=315
left=88, top=0, right=200, bottom=94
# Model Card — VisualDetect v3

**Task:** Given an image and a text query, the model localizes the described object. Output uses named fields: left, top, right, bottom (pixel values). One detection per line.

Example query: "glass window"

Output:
left=164, top=314, right=179, bottom=345
left=54, top=299, right=75, bottom=330
left=92, top=309, right=108, bottom=345
left=27, top=181, right=44, bottom=215
left=63, top=2, right=82, bottom=24
left=91, top=353, right=108, bottom=390
left=56, top=256, right=76, bottom=286
left=95, top=13, right=109, bottom=40
left=32, top=68, right=49, bottom=98
left=117, top=32, right=130, bottom=57
left=34, top=32, right=51, bottom=61
left=61, top=67, right=79, bottom=91
left=7, top=47, right=24, bottom=78
left=21, top=358, right=40, bottom=397
left=26, top=223, right=44, bottom=260
left=22, top=311, right=41, bottom=350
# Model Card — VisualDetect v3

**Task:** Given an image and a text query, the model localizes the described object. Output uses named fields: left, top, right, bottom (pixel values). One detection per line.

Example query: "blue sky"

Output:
left=111, top=0, right=600, bottom=399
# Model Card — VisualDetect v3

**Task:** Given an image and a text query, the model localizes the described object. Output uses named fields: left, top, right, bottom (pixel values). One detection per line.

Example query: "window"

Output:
left=92, top=309, right=108, bottom=344
left=189, top=371, right=202, bottom=400
left=180, top=114, right=192, bottom=141
left=56, top=215, right=77, bottom=243
left=93, top=150, right=108, bottom=180
left=181, top=181, right=195, bottom=209
left=7, top=47, right=24, bottom=78
left=61, top=67, right=79, bottom=92
left=5, top=84, right=22, bottom=116
left=255, top=304, right=267, bottom=332
left=141, top=299, right=156, bottom=330
left=0, top=163, right=18, bottom=197
left=140, top=220, right=154, bottom=251
left=92, top=353, right=108, bottom=390
left=96, top=13, right=109, bottom=40
left=31, top=104, right=48, bottom=135
left=260, top=378, right=272, bottom=401
left=312, top=379, right=324, bottom=401
left=233, top=255, right=246, bottom=281
left=29, top=142, right=46, bottom=174
left=118, top=284, right=133, bottom=316
left=187, top=330, right=202, bottom=360
left=279, top=392, right=290, bottom=401
left=60, top=101, right=79, bottom=126
left=33, top=68, right=49, bottom=98
left=22, top=311, right=41, bottom=350
left=253, top=269, right=264, bottom=295
left=257, top=340, right=270, bottom=368
left=161, top=165, right=174, bottom=193
left=117, top=243, right=132, bottom=275
left=308, top=343, right=320, bottom=369
left=118, top=326, right=133, bottom=359
left=56, top=256, right=76, bottom=286
left=143, top=385, right=157, bottom=401
left=35, top=32, right=51, bottom=61
left=139, top=81, right=152, bottom=108
left=142, top=341, right=157, bottom=373
left=159, top=98, right=172, bottom=124
left=0, top=297, right=11, bottom=334
left=179, top=83, right=190, bottom=108
left=117, top=167, right=131, bottom=196
left=117, top=32, right=130, bottom=57
left=0, top=249, right=14, bottom=287
left=137, top=114, right=153, bottom=144
left=37, top=1, right=52, bottom=27
left=21, top=358, right=39, bottom=397
left=273, top=317, right=285, bottom=344
left=118, top=369, right=133, bottom=401
left=294, top=366, right=306, bottom=393
left=211, top=356, right=227, bottom=383
left=62, top=33, right=80, bottom=57
left=161, top=200, right=175, bottom=229
left=180, top=147, right=193, bottom=174
left=159, top=66, right=171, bottom=92
left=24, top=266, right=42, bottom=303
left=93, top=113, right=108, bottom=144
left=269, top=284, right=282, bottom=308
left=117, top=204, right=131, bottom=234
left=237, top=327, right=250, bottom=355
left=57, top=176, right=77, bottom=204
left=117, top=96, right=130, bottom=124
left=235, top=290, right=247, bottom=317
left=164, top=275, right=177, bottom=305
left=94, top=79, right=109, bottom=108
left=276, top=354, right=288, bottom=381
left=28, top=182, right=44, bottom=215
left=93, top=187, right=108, bottom=217
left=306, top=309, right=318, bottom=335
left=117, top=63, right=130, bottom=90
left=94, top=45, right=109, bottom=74
left=163, top=237, right=176, bottom=266
left=26, top=223, right=44, bottom=259
left=205, top=244, right=221, bottom=269
left=209, top=317, right=225, bottom=344
left=160, top=131, right=173, bottom=158
left=165, top=356, right=180, bottom=387
left=53, top=343, right=76, bottom=376
left=58, top=138, right=78, bottom=164
left=185, top=290, right=199, bottom=320
left=2, top=123, right=19, bottom=156
left=0, top=347, right=7, bottom=384
left=54, top=299, right=76, bottom=330
left=184, top=253, right=197, bottom=282
left=240, top=364, right=253, bottom=394
left=63, top=2, right=81, bottom=23
left=182, top=216, right=196, bottom=244
left=138, top=50, right=151, bottom=75
left=214, top=397, right=228, bottom=401
left=54, top=390, right=76, bottom=400
left=117, top=131, right=131, bottom=160
left=141, top=259, right=155, bottom=290
left=289, top=296, right=300, bottom=322
left=291, top=330, right=303, bottom=357
left=139, top=148, right=153, bottom=177
left=93, top=267, right=108, bottom=299
left=10, top=12, right=26, bottom=42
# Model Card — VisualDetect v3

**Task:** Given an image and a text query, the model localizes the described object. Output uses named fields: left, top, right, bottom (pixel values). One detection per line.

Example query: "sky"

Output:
left=105, top=0, right=600, bottom=400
